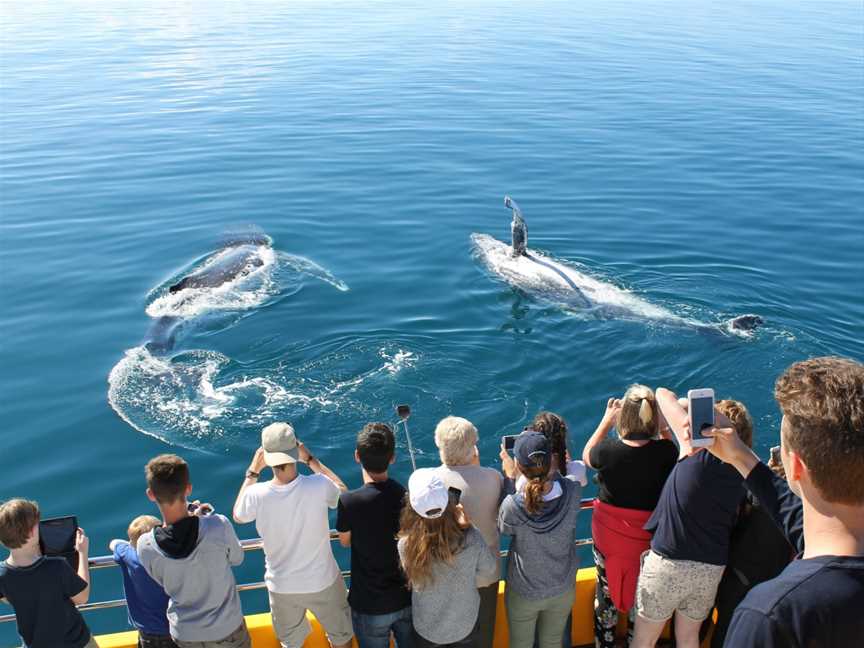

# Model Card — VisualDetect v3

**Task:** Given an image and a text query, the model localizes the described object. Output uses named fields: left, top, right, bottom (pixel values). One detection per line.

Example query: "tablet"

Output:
left=39, top=516, right=79, bottom=571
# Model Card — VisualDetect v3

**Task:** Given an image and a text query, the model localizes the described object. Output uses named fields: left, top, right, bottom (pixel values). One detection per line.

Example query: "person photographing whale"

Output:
left=695, top=357, right=864, bottom=648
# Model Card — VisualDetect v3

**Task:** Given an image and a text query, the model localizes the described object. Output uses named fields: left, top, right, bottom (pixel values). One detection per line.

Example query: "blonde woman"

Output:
left=581, top=386, right=678, bottom=648
left=397, top=468, right=497, bottom=648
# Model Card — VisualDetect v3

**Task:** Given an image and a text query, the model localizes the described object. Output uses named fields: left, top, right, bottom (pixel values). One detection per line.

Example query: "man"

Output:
left=433, top=416, right=503, bottom=648
left=137, top=455, right=250, bottom=648
left=702, top=356, right=864, bottom=647
left=337, top=423, right=412, bottom=648
left=233, top=422, right=353, bottom=648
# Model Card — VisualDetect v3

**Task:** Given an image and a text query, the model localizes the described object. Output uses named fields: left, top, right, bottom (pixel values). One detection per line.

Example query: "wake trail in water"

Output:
left=107, top=235, right=362, bottom=449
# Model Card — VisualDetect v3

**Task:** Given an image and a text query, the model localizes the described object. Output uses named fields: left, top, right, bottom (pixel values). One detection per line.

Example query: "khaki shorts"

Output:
left=269, top=576, right=353, bottom=648
left=174, top=622, right=251, bottom=648
left=635, top=550, right=724, bottom=622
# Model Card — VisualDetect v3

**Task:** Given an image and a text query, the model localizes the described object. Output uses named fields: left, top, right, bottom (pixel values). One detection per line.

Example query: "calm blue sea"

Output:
left=1, top=0, right=862, bottom=641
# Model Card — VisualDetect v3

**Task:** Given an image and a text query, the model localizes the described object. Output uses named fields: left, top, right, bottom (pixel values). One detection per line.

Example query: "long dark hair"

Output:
left=531, top=411, right=568, bottom=475
left=518, top=454, right=553, bottom=515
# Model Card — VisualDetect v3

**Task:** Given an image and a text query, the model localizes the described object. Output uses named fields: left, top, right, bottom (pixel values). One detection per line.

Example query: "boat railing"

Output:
left=0, top=498, right=596, bottom=623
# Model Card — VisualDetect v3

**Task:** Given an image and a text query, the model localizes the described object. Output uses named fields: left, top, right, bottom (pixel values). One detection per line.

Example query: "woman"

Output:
left=581, top=386, right=678, bottom=648
left=397, top=468, right=498, bottom=648
left=498, top=432, right=582, bottom=648
left=531, top=411, right=587, bottom=488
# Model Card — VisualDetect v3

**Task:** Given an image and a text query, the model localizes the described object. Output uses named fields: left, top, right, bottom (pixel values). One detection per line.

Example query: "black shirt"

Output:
left=589, top=437, right=678, bottom=511
left=644, top=451, right=744, bottom=565
left=723, top=555, right=864, bottom=647
left=0, top=556, right=91, bottom=648
left=336, top=478, right=411, bottom=615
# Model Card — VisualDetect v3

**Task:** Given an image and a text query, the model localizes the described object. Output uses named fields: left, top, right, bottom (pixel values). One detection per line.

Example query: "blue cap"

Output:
left=514, top=431, right=549, bottom=466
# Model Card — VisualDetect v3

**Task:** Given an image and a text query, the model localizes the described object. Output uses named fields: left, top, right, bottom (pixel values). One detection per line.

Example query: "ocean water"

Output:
left=1, top=0, right=862, bottom=640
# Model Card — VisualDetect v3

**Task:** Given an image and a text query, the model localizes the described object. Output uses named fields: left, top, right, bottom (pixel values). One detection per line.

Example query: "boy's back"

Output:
left=0, top=556, right=91, bottom=648
left=336, top=478, right=409, bottom=614
left=724, top=555, right=864, bottom=647
left=113, top=540, right=171, bottom=637
left=137, top=514, right=244, bottom=642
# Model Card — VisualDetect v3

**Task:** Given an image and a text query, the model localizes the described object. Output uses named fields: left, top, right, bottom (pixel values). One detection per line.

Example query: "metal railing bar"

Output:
left=1, top=498, right=597, bottom=624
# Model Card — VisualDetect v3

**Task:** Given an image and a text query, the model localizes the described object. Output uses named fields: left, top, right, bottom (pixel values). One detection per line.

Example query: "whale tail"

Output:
left=505, top=195, right=528, bottom=257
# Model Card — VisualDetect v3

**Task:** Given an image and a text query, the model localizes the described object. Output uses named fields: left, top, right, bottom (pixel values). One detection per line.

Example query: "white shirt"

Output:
left=234, top=473, right=341, bottom=594
left=515, top=460, right=588, bottom=500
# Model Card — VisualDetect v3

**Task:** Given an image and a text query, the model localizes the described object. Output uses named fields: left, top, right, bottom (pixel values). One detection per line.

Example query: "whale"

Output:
left=169, top=236, right=270, bottom=293
left=472, top=196, right=764, bottom=336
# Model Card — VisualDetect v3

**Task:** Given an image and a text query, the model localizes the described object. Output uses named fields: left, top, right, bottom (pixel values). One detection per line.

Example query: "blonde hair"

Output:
left=127, top=515, right=161, bottom=549
left=716, top=399, right=754, bottom=449
left=398, top=497, right=466, bottom=589
left=618, top=384, right=657, bottom=439
left=434, top=416, right=478, bottom=466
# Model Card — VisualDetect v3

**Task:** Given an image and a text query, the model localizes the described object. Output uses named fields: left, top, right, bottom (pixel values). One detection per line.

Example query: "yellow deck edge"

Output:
left=96, top=567, right=685, bottom=648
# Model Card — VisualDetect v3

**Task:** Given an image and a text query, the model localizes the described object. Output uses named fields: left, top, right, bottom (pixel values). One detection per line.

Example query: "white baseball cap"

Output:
left=261, top=422, right=299, bottom=466
left=408, top=468, right=449, bottom=519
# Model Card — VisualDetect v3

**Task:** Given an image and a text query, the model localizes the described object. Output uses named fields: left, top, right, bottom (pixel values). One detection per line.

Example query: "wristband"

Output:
left=245, top=469, right=260, bottom=480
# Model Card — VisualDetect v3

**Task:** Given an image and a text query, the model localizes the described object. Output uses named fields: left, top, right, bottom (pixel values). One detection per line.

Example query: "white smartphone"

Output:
left=687, top=388, right=715, bottom=447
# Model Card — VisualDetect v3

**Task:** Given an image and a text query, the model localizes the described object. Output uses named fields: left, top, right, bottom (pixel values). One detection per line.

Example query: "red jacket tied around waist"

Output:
left=591, top=500, right=653, bottom=612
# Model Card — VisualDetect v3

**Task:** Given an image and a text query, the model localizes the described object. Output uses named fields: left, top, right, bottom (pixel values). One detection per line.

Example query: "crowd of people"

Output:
left=1, top=356, right=862, bottom=648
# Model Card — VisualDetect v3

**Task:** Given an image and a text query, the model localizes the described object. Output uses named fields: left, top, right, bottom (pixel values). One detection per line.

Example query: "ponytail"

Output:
left=619, top=384, right=657, bottom=440
left=519, top=459, right=552, bottom=515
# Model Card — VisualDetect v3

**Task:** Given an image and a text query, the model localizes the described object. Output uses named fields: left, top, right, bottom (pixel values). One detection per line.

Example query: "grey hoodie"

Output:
left=498, top=476, right=582, bottom=600
left=137, top=514, right=244, bottom=642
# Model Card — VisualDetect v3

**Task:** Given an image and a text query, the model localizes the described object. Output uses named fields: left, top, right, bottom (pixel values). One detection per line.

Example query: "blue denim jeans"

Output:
left=351, top=606, right=414, bottom=648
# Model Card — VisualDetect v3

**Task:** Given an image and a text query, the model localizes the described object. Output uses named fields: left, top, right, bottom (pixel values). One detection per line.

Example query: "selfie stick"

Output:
left=398, top=411, right=418, bottom=472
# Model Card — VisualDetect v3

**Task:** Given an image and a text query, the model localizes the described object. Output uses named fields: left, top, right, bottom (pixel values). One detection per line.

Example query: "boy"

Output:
left=704, top=357, right=864, bottom=647
left=109, top=515, right=177, bottom=648
left=0, top=498, right=97, bottom=648
left=137, top=454, right=250, bottom=648
left=337, top=423, right=412, bottom=648
left=233, top=422, right=353, bottom=648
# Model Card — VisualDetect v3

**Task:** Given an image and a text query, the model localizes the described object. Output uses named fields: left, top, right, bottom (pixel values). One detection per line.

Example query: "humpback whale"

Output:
left=472, top=197, right=764, bottom=335
left=169, top=237, right=269, bottom=293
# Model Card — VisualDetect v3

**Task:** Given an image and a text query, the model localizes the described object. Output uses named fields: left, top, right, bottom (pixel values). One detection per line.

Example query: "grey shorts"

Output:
left=635, top=550, right=724, bottom=622
left=173, top=622, right=251, bottom=648
left=269, top=576, right=354, bottom=648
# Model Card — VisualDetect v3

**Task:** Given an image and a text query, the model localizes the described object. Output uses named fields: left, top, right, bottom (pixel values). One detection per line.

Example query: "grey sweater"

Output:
left=138, top=514, right=244, bottom=642
left=398, top=526, right=498, bottom=644
left=498, top=476, right=582, bottom=600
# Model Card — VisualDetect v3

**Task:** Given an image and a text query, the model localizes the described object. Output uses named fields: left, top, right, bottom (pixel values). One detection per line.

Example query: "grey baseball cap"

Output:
left=261, top=422, right=299, bottom=466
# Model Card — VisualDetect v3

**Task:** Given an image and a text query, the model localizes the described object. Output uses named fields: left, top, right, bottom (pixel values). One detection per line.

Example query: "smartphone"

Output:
left=502, top=435, right=518, bottom=452
left=448, top=487, right=462, bottom=506
left=688, top=388, right=715, bottom=447
left=396, top=404, right=411, bottom=420
left=769, top=445, right=782, bottom=465
left=39, top=516, right=79, bottom=571
left=187, top=502, right=213, bottom=516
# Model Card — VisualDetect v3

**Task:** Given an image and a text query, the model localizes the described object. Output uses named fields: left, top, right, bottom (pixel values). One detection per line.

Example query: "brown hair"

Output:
left=145, top=454, right=190, bottom=504
left=775, top=356, right=864, bottom=505
left=127, top=515, right=161, bottom=549
left=716, top=399, right=754, bottom=449
left=531, top=412, right=569, bottom=473
left=519, top=456, right=553, bottom=516
left=0, top=499, right=40, bottom=549
left=398, top=496, right=466, bottom=589
left=618, top=384, right=657, bottom=440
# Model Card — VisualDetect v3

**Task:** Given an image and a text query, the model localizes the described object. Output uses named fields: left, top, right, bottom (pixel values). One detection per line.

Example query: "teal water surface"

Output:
left=1, top=0, right=862, bottom=641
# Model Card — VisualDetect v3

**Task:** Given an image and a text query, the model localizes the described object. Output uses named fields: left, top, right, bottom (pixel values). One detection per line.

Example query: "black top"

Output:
left=589, top=437, right=678, bottom=511
left=0, top=556, right=91, bottom=648
left=723, top=555, right=864, bottom=647
left=743, top=461, right=804, bottom=554
left=336, top=478, right=411, bottom=614
left=645, top=451, right=745, bottom=565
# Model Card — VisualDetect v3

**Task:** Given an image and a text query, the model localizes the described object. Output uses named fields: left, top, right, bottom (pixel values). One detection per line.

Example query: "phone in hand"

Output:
left=187, top=502, right=213, bottom=516
left=502, top=435, right=518, bottom=452
left=769, top=445, right=782, bottom=465
left=396, top=404, right=411, bottom=420
left=39, top=516, right=79, bottom=571
left=448, top=487, right=462, bottom=506
left=687, top=388, right=715, bottom=447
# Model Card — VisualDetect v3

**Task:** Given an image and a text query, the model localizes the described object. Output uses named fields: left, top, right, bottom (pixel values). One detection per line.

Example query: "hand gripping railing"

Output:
left=0, top=498, right=596, bottom=623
